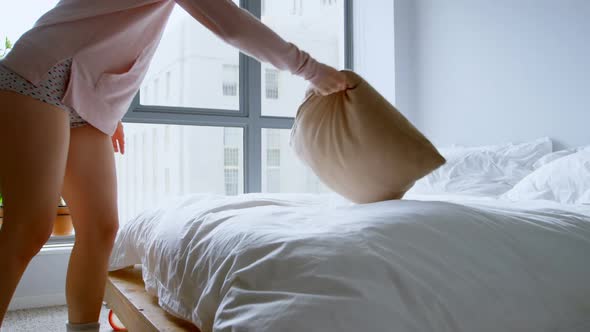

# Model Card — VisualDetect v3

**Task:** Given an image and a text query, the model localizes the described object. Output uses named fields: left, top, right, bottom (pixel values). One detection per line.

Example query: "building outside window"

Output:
left=223, top=128, right=242, bottom=196
left=154, top=78, right=160, bottom=104
left=116, top=0, right=349, bottom=225
left=165, top=71, right=171, bottom=101
left=265, top=69, right=279, bottom=100
left=221, top=65, right=240, bottom=96
left=265, top=129, right=282, bottom=192
left=222, top=64, right=239, bottom=97
left=291, top=0, right=303, bottom=15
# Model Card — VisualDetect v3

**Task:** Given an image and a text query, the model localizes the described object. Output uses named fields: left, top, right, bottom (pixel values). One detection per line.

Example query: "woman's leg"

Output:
left=61, top=125, right=119, bottom=324
left=0, top=91, right=70, bottom=323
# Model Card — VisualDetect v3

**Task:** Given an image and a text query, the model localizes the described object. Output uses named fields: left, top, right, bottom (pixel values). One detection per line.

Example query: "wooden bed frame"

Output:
left=104, top=265, right=201, bottom=332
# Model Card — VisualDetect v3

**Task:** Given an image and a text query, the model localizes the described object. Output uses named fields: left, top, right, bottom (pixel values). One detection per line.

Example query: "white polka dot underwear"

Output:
left=0, top=59, right=87, bottom=128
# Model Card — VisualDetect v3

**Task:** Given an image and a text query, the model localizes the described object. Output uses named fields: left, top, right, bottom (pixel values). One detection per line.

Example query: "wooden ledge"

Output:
left=105, top=265, right=200, bottom=332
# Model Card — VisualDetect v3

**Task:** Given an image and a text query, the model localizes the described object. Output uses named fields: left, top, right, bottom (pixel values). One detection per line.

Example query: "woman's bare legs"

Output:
left=61, top=125, right=119, bottom=324
left=0, top=91, right=70, bottom=324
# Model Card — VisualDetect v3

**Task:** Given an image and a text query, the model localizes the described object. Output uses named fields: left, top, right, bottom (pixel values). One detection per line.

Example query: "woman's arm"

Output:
left=174, top=0, right=348, bottom=94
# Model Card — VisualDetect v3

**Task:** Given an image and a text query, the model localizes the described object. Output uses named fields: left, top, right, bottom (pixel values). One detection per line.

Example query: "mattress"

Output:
left=109, top=193, right=590, bottom=332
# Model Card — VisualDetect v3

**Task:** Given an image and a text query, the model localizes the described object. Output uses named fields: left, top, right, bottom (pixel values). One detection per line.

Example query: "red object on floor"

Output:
left=108, top=310, right=127, bottom=331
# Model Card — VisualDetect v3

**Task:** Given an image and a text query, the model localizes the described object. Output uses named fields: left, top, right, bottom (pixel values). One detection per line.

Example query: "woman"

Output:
left=0, top=0, right=349, bottom=330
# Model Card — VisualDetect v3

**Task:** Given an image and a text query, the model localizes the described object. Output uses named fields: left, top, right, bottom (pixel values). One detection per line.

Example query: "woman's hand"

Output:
left=309, top=64, right=351, bottom=96
left=112, top=121, right=125, bottom=155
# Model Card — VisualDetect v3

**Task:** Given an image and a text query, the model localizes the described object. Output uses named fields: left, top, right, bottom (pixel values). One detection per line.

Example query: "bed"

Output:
left=106, top=191, right=590, bottom=332
left=106, top=139, right=590, bottom=331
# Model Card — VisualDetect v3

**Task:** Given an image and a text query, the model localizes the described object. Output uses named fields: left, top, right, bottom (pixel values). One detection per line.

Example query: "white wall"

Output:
left=8, top=248, right=71, bottom=310
left=395, top=0, right=590, bottom=149
left=353, top=0, right=396, bottom=113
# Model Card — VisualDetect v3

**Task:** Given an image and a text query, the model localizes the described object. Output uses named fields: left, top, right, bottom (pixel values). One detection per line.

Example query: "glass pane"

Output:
left=261, top=0, right=345, bottom=117
left=1, top=1, right=60, bottom=57
left=261, top=129, right=330, bottom=193
left=116, top=124, right=244, bottom=224
left=140, top=2, right=240, bottom=110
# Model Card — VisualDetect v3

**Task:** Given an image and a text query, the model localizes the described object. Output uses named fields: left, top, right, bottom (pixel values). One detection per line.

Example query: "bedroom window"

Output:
left=261, top=129, right=328, bottom=193
left=139, top=1, right=241, bottom=111
left=290, top=0, right=303, bottom=16
left=222, top=64, right=239, bottom=97
left=154, top=78, right=160, bottom=104
left=120, top=0, right=352, bottom=224
left=223, top=128, right=242, bottom=196
left=264, top=69, right=279, bottom=100
left=115, top=124, right=244, bottom=223
left=165, top=71, right=172, bottom=101
left=264, top=129, right=282, bottom=192
left=224, top=168, right=239, bottom=195
left=260, top=0, right=346, bottom=117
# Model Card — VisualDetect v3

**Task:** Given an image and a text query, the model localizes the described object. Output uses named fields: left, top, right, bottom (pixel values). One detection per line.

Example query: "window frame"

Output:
left=49, top=0, right=352, bottom=245
left=121, top=0, right=354, bottom=194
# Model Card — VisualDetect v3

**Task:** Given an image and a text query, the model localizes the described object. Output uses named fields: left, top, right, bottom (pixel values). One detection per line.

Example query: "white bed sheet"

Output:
left=109, top=193, right=590, bottom=332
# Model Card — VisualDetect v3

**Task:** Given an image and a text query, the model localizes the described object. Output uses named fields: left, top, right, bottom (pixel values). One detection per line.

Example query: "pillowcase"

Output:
left=503, top=150, right=590, bottom=204
left=442, top=137, right=552, bottom=170
left=408, top=137, right=553, bottom=196
left=533, top=145, right=590, bottom=169
left=290, top=70, right=445, bottom=204
left=408, top=149, right=514, bottom=196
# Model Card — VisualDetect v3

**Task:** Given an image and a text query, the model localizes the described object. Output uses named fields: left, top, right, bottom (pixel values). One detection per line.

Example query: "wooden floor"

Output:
left=105, top=265, right=200, bottom=332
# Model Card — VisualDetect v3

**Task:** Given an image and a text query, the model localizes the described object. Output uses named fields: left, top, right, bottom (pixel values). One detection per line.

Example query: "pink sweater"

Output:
left=3, top=0, right=331, bottom=135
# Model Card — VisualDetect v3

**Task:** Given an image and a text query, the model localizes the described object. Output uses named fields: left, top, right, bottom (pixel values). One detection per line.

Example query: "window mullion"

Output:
left=242, top=0, right=262, bottom=193
left=345, top=0, right=354, bottom=70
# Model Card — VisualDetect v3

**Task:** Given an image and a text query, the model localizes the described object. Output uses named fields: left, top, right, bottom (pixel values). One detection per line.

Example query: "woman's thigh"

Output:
left=0, top=90, right=70, bottom=236
left=61, top=125, right=119, bottom=240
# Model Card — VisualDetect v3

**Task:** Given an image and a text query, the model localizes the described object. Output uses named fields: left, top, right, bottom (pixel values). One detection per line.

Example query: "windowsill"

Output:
left=39, top=242, right=74, bottom=256
left=42, top=235, right=75, bottom=255
left=38, top=246, right=73, bottom=256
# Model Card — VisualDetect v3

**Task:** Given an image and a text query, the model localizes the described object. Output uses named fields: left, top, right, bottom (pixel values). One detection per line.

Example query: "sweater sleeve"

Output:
left=174, top=0, right=330, bottom=84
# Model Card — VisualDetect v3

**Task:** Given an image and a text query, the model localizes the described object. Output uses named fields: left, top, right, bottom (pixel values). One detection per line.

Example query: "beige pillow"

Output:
left=290, top=71, right=445, bottom=203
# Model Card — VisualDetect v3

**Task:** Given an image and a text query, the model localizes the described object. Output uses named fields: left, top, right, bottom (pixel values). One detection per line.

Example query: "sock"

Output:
left=66, top=321, right=100, bottom=332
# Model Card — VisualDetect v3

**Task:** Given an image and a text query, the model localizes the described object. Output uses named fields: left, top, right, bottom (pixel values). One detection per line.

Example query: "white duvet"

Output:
left=109, top=194, right=590, bottom=332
